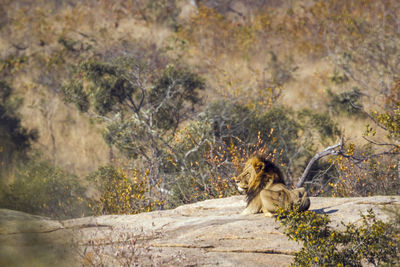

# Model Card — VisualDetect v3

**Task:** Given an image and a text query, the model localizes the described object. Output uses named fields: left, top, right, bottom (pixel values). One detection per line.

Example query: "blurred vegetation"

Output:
left=0, top=156, right=89, bottom=219
left=327, top=88, right=364, bottom=117
left=0, top=80, right=37, bottom=174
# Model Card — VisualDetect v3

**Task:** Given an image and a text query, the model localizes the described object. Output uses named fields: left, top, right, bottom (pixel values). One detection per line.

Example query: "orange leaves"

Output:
left=90, top=166, right=163, bottom=215
left=330, top=146, right=399, bottom=197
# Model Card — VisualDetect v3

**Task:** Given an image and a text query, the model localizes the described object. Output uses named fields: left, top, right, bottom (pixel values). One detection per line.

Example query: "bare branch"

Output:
left=362, top=136, right=398, bottom=147
left=341, top=149, right=399, bottom=165
left=296, top=138, right=343, bottom=188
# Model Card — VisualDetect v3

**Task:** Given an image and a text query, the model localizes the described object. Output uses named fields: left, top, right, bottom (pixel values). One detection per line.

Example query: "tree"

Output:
left=62, top=57, right=205, bottom=206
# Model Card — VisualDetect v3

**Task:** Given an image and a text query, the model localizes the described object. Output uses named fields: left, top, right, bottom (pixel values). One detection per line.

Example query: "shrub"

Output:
left=166, top=102, right=302, bottom=206
left=326, top=136, right=400, bottom=197
left=87, top=165, right=161, bottom=215
left=276, top=207, right=400, bottom=266
left=166, top=100, right=343, bottom=204
left=0, top=158, right=88, bottom=219
left=205, top=101, right=301, bottom=164
left=164, top=117, right=239, bottom=206
left=327, top=88, right=364, bottom=117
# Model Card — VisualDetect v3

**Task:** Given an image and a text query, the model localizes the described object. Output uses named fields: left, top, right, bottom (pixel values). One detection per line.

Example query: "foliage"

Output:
left=62, top=57, right=210, bottom=208
left=167, top=100, right=341, bottom=203
left=0, top=158, right=88, bottom=219
left=167, top=101, right=300, bottom=205
left=0, top=55, right=28, bottom=78
left=298, top=109, right=340, bottom=144
left=372, top=105, right=400, bottom=141
left=62, top=58, right=137, bottom=115
left=180, top=1, right=400, bottom=61
left=205, top=101, right=301, bottom=165
left=62, top=58, right=204, bottom=153
left=87, top=165, right=161, bottom=215
left=61, top=53, right=342, bottom=207
left=167, top=117, right=238, bottom=206
left=327, top=88, right=364, bottom=117
left=0, top=80, right=37, bottom=172
left=322, top=83, right=399, bottom=197
left=330, top=69, right=349, bottom=85
left=327, top=82, right=399, bottom=197
left=144, top=0, right=179, bottom=27
left=157, top=100, right=287, bottom=204
left=330, top=145, right=400, bottom=197
left=321, top=0, right=400, bottom=198
left=149, top=64, right=205, bottom=130
left=277, top=207, right=400, bottom=267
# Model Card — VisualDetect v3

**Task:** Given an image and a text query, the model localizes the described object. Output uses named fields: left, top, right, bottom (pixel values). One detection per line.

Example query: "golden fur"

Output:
left=234, top=156, right=310, bottom=217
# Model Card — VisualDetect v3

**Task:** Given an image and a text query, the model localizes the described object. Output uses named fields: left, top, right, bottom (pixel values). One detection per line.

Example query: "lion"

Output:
left=234, top=155, right=310, bottom=217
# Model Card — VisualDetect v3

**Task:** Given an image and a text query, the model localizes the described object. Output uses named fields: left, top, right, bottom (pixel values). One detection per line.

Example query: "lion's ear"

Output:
left=253, top=161, right=264, bottom=173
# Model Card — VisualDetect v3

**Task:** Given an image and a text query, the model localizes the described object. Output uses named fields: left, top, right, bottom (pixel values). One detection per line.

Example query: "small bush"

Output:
left=276, top=207, right=400, bottom=266
left=327, top=88, right=364, bottom=117
left=87, top=165, right=161, bottom=215
left=330, top=144, right=400, bottom=197
left=0, top=158, right=88, bottom=219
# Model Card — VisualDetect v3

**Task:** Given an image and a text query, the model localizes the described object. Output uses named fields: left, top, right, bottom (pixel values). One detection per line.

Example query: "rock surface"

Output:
left=1, top=195, right=399, bottom=266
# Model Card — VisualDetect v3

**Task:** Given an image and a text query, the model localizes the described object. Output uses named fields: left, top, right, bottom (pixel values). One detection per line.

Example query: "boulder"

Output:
left=1, top=195, right=399, bottom=266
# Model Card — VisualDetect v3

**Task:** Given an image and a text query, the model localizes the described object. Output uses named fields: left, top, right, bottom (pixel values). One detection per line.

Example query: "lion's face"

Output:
left=234, top=160, right=257, bottom=193
left=233, top=156, right=283, bottom=195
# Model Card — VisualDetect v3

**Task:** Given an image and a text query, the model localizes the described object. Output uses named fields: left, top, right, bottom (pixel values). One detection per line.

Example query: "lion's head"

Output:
left=234, top=156, right=285, bottom=205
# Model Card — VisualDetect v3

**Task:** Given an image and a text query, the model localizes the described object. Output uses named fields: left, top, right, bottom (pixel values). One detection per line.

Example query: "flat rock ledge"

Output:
left=1, top=196, right=399, bottom=266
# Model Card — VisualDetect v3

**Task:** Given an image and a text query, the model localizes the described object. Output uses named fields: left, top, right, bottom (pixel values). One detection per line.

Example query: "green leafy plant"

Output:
left=276, top=207, right=400, bottom=266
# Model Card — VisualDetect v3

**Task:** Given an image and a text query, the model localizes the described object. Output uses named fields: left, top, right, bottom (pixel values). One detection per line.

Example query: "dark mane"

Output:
left=246, top=156, right=285, bottom=206
left=263, top=159, right=285, bottom=185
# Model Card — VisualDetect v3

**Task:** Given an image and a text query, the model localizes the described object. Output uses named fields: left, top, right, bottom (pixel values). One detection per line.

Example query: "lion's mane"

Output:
left=244, top=156, right=285, bottom=206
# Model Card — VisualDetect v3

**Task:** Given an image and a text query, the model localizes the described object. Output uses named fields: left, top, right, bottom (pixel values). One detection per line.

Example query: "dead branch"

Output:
left=296, top=138, right=343, bottom=188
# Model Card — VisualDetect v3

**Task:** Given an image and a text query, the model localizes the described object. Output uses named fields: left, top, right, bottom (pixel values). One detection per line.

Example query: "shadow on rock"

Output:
left=312, top=208, right=339, bottom=215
